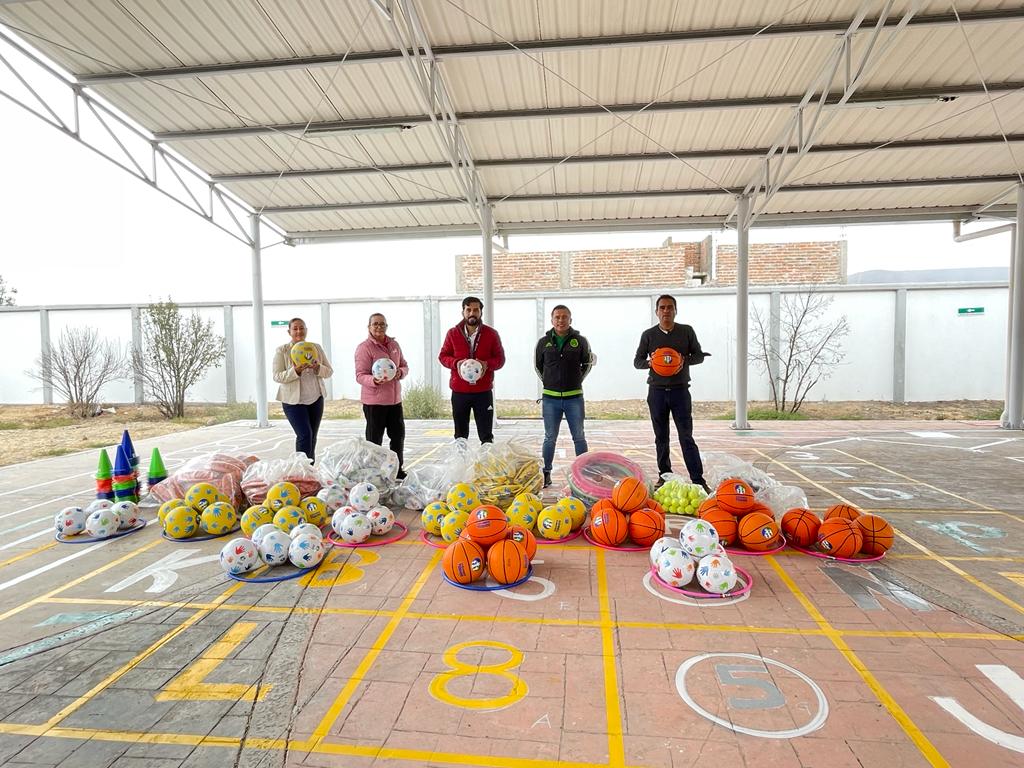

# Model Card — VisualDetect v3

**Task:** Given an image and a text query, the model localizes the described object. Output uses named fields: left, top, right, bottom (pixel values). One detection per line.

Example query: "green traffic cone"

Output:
left=95, top=449, right=112, bottom=479
left=148, top=447, right=167, bottom=481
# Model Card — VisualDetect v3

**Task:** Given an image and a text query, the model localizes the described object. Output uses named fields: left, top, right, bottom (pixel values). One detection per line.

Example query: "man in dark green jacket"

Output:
left=535, top=305, right=594, bottom=488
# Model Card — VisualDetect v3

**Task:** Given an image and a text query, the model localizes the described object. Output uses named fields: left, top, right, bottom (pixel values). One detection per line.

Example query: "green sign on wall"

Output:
left=270, top=320, right=289, bottom=326
left=957, top=307, right=984, bottom=315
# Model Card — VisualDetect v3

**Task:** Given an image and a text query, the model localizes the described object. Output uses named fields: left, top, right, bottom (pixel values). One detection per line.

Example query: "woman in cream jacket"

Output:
left=273, top=317, right=333, bottom=461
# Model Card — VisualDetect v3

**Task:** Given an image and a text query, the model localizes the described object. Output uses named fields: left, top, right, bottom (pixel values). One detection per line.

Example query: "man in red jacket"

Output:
left=438, top=296, right=506, bottom=443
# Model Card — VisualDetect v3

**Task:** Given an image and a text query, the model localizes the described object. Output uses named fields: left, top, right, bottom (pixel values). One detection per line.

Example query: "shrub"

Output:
left=403, top=379, right=447, bottom=419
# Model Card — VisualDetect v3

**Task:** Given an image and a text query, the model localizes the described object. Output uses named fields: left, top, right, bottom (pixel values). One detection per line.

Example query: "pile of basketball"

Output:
left=697, top=477, right=784, bottom=552
left=588, top=477, right=667, bottom=548
left=442, top=505, right=538, bottom=586
left=781, top=504, right=894, bottom=558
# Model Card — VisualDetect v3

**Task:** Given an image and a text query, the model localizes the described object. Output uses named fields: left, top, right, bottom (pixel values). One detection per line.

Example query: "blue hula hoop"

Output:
left=442, top=564, right=533, bottom=592
left=56, top=519, right=147, bottom=544
left=161, top=526, right=239, bottom=543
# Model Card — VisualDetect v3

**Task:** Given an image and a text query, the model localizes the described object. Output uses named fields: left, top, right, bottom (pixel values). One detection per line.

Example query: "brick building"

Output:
left=457, top=237, right=846, bottom=292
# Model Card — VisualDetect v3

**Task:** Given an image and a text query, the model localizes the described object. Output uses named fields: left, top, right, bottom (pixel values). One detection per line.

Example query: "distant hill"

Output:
left=847, top=267, right=1009, bottom=284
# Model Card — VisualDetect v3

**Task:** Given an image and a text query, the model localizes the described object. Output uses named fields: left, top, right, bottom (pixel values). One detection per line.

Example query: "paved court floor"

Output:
left=0, top=418, right=1021, bottom=768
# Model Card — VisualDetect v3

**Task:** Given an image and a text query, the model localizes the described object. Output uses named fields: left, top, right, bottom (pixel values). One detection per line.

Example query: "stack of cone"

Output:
left=95, top=449, right=114, bottom=501
left=113, top=444, right=139, bottom=504
left=120, top=430, right=140, bottom=497
left=146, top=447, right=167, bottom=490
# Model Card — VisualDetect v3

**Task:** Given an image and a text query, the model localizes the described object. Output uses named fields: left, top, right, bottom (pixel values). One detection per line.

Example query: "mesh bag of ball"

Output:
left=652, top=473, right=708, bottom=516
left=147, top=452, right=256, bottom=510
left=241, top=452, right=322, bottom=505
left=472, top=439, right=543, bottom=510
left=441, top=505, right=535, bottom=586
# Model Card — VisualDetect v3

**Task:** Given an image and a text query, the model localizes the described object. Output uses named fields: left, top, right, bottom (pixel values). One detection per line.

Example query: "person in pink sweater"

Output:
left=355, top=313, right=410, bottom=478
left=438, top=296, right=505, bottom=443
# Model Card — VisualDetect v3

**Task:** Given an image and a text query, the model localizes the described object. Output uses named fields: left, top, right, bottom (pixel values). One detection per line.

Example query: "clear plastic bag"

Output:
left=240, top=452, right=322, bottom=504
left=653, top=472, right=708, bottom=516
left=146, top=452, right=257, bottom=509
left=702, top=452, right=778, bottom=494
left=472, top=439, right=542, bottom=510
left=315, top=437, right=401, bottom=504
left=757, top=484, right=809, bottom=518
left=394, top=439, right=475, bottom=510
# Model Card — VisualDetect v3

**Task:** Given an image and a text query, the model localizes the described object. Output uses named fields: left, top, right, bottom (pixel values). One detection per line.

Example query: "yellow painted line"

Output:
left=1000, top=571, right=1024, bottom=589
left=889, top=554, right=1024, bottom=562
left=428, top=640, right=528, bottom=710
left=156, top=620, right=270, bottom=702
left=766, top=555, right=950, bottom=767
left=404, top=441, right=444, bottom=469
left=0, top=540, right=58, bottom=570
left=595, top=549, right=625, bottom=768
left=0, top=538, right=162, bottom=623
left=306, top=741, right=615, bottom=768
left=307, top=548, right=442, bottom=748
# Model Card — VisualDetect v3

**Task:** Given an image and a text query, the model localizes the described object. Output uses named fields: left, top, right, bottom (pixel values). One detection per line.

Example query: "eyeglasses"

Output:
left=370, top=322, right=388, bottom=327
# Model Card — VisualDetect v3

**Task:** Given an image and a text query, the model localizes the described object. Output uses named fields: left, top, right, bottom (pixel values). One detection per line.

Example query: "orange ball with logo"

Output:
left=611, top=477, right=648, bottom=514
left=442, top=539, right=486, bottom=584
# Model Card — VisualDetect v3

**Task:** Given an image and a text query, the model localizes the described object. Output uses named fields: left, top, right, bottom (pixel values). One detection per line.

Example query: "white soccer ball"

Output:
left=85, top=508, right=121, bottom=538
left=349, top=483, right=379, bottom=513
left=656, top=547, right=696, bottom=588
left=648, top=536, right=678, bottom=566
left=338, top=512, right=373, bottom=544
left=257, top=530, right=292, bottom=566
left=679, top=518, right=720, bottom=558
left=219, top=537, right=258, bottom=575
left=288, top=533, right=326, bottom=568
left=85, top=499, right=113, bottom=513
left=458, top=358, right=484, bottom=384
left=317, top=484, right=347, bottom=512
left=55, top=506, right=87, bottom=536
left=251, top=523, right=279, bottom=549
left=290, top=522, right=323, bottom=540
left=371, top=357, right=398, bottom=382
left=366, top=506, right=395, bottom=535
left=697, top=553, right=738, bottom=594
left=111, top=500, right=140, bottom=529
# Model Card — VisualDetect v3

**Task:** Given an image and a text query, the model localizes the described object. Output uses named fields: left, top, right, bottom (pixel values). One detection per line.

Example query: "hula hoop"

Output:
left=161, top=526, right=239, bottom=543
left=536, top=526, right=584, bottom=545
left=569, top=451, right=646, bottom=498
left=56, top=519, right=147, bottom=544
left=418, top=530, right=448, bottom=549
left=227, top=564, right=313, bottom=583
left=787, top=541, right=885, bottom=563
left=723, top=539, right=787, bottom=557
left=442, top=565, right=533, bottom=592
left=648, top=564, right=754, bottom=599
left=581, top=526, right=647, bottom=551
left=326, top=521, right=408, bottom=548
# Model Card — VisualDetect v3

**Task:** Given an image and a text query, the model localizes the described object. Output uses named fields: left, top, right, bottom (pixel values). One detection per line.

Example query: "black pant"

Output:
left=282, top=396, right=324, bottom=461
left=363, top=403, right=405, bottom=470
left=451, top=390, right=494, bottom=443
left=646, top=386, right=705, bottom=483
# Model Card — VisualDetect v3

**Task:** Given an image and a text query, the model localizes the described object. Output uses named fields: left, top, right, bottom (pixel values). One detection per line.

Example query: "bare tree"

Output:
left=27, top=327, right=126, bottom=417
left=0, top=275, right=16, bottom=306
left=132, top=299, right=225, bottom=418
left=750, top=287, right=850, bottom=413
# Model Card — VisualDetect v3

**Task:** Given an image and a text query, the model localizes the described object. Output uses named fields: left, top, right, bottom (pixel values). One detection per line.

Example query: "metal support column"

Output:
left=482, top=206, right=495, bottom=325
left=250, top=213, right=270, bottom=427
left=769, top=290, right=781, bottom=397
left=39, top=309, right=52, bottom=405
left=1002, top=227, right=1017, bottom=426
left=734, top=195, right=751, bottom=430
left=320, top=301, right=334, bottom=400
left=893, top=288, right=907, bottom=404
left=1007, top=184, right=1024, bottom=429
left=223, top=304, right=236, bottom=404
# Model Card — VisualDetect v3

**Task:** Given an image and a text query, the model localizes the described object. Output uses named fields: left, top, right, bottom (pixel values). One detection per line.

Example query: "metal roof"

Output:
left=2, top=0, right=1023, bottom=240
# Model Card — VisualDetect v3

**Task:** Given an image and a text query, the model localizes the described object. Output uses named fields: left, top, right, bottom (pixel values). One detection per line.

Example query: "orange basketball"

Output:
left=737, top=512, right=781, bottom=551
left=650, top=346, right=683, bottom=377
left=746, top=501, right=774, bottom=520
left=590, top=507, right=628, bottom=546
left=715, top=477, right=755, bottom=516
left=701, top=507, right=739, bottom=547
left=856, top=514, right=894, bottom=556
left=697, top=497, right=720, bottom=517
left=470, top=504, right=508, bottom=524
left=590, top=498, right=617, bottom=518
left=611, top=477, right=648, bottom=513
left=627, top=508, right=665, bottom=547
left=506, top=525, right=538, bottom=560
left=442, top=539, right=486, bottom=584
left=646, top=498, right=666, bottom=515
left=824, top=503, right=862, bottom=523
left=464, top=514, right=510, bottom=548
left=780, top=508, right=820, bottom=548
left=816, top=518, right=863, bottom=558
left=487, top=539, right=530, bottom=585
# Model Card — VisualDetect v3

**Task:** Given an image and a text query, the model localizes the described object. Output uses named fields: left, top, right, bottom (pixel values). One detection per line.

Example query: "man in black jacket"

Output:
left=535, top=305, right=594, bottom=488
left=633, top=294, right=710, bottom=491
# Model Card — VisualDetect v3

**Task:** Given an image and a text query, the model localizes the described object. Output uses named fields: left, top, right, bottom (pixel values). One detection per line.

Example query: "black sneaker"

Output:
left=543, top=471, right=552, bottom=488
left=696, top=479, right=711, bottom=494
left=396, top=469, right=407, bottom=481
left=653, top=477, right=666, bottom=490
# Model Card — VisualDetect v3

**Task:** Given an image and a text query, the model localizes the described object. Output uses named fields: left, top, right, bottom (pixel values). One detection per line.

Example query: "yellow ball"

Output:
left=201, top=501, right=238, bottom=535
left=163, top=505, right=198, bottom=539
left=299, top=496, right=328, bottom=526
left=185, top=482, right=220, bottom=512
left=446, top=483, right=480, bottom=514
left=536, top=505, right=572, bottom=540
left=273, top=505, right=306, bottom=534
left=290, top=341, right=319, bottom=367
left=421, top=500, right=450, bottom=536
left=266, top=482, right=301, bottom=511
left=508, top=492, right=542, bottom=530
left=556, top=496, right=587, bottom=531
left=440, top=509, right=469, bottom=543
left=158, top=498, right=187, bottom=525
left=241, top=505, right=273, bottom=536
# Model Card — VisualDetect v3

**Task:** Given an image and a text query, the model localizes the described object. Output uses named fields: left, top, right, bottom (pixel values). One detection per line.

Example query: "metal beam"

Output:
left=150, top=83, right=1024, bottom=141
left=76, top=9, right=1024, bottom=84
left=210, top=134, right=1024, bottom=183
left=258, top=175, right=1023, bottom=215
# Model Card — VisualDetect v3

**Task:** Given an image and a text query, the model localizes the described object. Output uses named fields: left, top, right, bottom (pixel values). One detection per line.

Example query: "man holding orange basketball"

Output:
left=633, top=294, right=710, bottom=492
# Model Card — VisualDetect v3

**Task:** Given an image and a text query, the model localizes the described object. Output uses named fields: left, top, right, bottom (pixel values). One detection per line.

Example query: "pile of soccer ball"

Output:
left=649, top=518, right=739, bottom=595
left=54, top=499, right=142, bottom=539
left=329, top=481, right=397, bottom=544
left=588, top=477, right=667, bottom=548
left=651, top=479, right=708, bottom=516
left=441, top=504, right=537, bottom=586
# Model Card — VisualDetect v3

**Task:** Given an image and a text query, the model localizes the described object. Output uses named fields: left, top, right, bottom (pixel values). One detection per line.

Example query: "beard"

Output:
left=465, top=316, right=480, bottom=326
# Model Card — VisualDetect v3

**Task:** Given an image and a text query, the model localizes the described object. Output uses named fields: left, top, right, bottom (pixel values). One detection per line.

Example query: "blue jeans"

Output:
left=282, top=396, right=324, bottom=462
left=542, top=395, right=588, bottom=473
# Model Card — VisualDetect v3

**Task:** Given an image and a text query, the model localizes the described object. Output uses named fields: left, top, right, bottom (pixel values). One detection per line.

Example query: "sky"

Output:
left=0, top=74, right=1014, bottom=308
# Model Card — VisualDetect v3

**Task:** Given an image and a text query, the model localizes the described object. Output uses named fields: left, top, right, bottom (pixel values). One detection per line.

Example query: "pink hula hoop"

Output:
left=787, top=540, right=885, bottom=563
left=581, top=525, right=648, bottom=551
left=569, top=451, right=646, bottom=497
left=326, top=521, right=408, bottom=548
left=418, top=529, right=448, bottom=549
left=536, top=526, right=584, bottom=545
left=648, top=564, right=754, bottom=599
left=723, top=539, right=787, bottom=557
